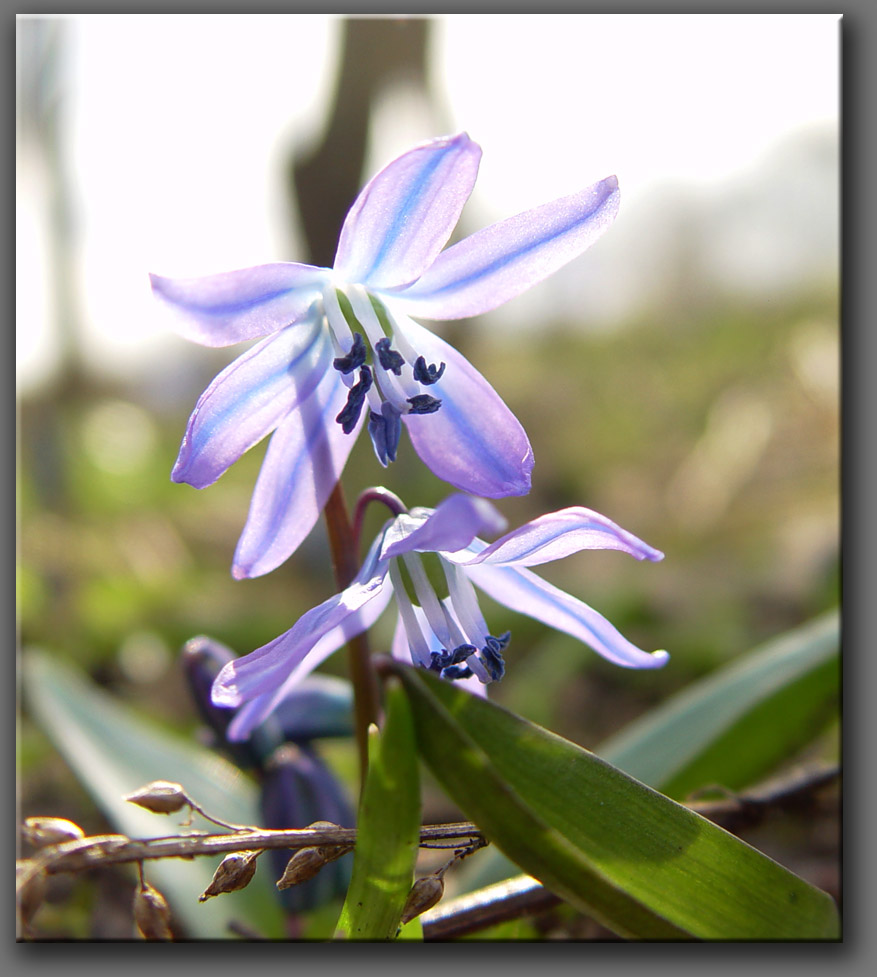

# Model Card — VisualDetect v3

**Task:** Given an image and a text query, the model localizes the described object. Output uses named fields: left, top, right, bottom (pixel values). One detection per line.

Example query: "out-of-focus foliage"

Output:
left=22, top=650, right=288, bottom=939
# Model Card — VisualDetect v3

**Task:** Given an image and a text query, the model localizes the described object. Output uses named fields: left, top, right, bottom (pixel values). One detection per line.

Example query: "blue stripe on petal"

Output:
left=394, top=314, right=533, bottom=498
left=172, top=316, right=332, bottom=489
left=449, top=506, right=665, bottom=568
left=465, top=562, right=669, bottom=671
left=150, top=264, right=329, bottom=347
left=388, top=176, right=620, bottom=321
left=225, top=584, right=393, bottom=740
left=334, top=134, right=481, bottom=290
left=231, top=363, right=361, bottom=578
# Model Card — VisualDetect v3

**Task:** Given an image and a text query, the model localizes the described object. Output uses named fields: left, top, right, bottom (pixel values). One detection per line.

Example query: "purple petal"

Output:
left=231, top=364, right=359, bottom=579
left=465, top=562, right=669, bottom=670
left=150, top=264, right=328, bottom=347
left=227, top=585, right=393, bottom=740
left=395, top=314, right=534, bottom=498
left=214, top=535, right=390, bottom=708
left=388, top=176, right=620, bottom=320
left=381, top=495, right=507, bottom=562
left=172, top=316, right=332, bottom=489
left=334, top=133, right=482, bottom=290
left=447, top=506, right=664, bottom=568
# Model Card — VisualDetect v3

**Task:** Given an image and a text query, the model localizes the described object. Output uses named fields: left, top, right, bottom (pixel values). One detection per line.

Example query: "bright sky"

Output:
left=17, top=13, right=840, bottom=391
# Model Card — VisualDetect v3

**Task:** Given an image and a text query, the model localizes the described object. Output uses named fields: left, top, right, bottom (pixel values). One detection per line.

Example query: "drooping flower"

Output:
left=150, top=133, right=621, bottom=579
left=212, top=494, right=668, bottom=741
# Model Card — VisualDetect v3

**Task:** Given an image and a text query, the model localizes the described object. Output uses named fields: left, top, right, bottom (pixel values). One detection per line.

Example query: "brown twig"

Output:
left=19, top=822, right=484, bottom=888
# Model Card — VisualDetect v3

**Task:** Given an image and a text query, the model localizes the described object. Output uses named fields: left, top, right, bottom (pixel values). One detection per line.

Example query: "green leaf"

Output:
left=335, top=678, right=421, bottom=940
left=395, top=664, right=839, bottom=941
left=22, top=649, right=287, bottom=939
left=597, top=611, right=839, bottom=797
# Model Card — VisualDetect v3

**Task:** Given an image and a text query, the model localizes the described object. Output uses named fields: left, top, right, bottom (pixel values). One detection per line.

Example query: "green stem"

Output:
left=323, top=481, right=381, bottom=793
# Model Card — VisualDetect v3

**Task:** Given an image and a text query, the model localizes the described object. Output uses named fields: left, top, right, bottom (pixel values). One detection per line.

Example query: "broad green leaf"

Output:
left=597, top=610, right=839, bottom=798
left=460, top=612, right=840, bottom=892
left=22, top=649, right=287, bottom=939
left=396, top=664, right=839, bottom=941
left=335, top=678, right=421, bottom=940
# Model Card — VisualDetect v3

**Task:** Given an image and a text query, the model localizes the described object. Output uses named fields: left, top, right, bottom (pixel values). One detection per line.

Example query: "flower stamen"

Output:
left=333, top=332, right=367, bottom=375
left=335, top=366, right=373, bottom=433
left=374, top=338, right=405, bottom=376
left=413, top=356, right=446, bottom=385
left=407, top=394, right=442, bottom=414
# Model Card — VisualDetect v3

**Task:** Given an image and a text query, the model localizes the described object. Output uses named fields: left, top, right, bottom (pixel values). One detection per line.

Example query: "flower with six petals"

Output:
left=150, top=133, right=621, bottom=579
left=212, top=494, right=668, bottom=742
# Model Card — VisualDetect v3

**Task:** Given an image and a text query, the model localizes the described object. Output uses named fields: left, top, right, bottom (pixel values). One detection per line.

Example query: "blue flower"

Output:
left=150, top=133, right=620, bottom=579
left=212, top=495, right=668, bottom=741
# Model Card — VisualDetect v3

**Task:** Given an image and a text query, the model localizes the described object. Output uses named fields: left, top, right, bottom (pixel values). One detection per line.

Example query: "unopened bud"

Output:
left=133, top=882, right=173, bottom=940
left=16, top=860, right=48, bottom=932
left=400, top=874, right=445, bottom=925
left=124, top=781, right=189, bottom=815
left=199, top=850, right=260, bottom=901
left=22, top=816, right=85, bottom=848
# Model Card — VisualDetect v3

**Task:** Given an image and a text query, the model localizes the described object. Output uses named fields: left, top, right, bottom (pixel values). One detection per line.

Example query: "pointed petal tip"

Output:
left=646, top=649, right=670, bottom=668
left=170, top=461, right=197, bottom=487
left=211, top=663, right=243, bottom=707
left=476, top=449, right=533, bottom=499
left=231, top=550, right=286, bottom=580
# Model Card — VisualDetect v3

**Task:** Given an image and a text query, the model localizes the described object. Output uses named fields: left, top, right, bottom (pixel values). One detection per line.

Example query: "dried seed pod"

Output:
left=16, top=860, right=48, bottom=934
left=199, top=850, right=260, bottom=901
left=133, top=882, right=173, bottom=940
left=276, top=847, right=328, bottom=890
left=22, top=816, right=85, bottom=848
left=400, top=875, right=445, bottom=925
left=124, top=781, right=189, bottom=815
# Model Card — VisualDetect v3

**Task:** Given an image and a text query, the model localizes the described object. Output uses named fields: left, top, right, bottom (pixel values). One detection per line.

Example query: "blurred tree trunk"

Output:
left=290, top=17, right=432, bottom=267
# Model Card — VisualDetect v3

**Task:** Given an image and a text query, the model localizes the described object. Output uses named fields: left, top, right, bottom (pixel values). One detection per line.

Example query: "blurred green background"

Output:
left=17, top=15, right=839, bottom=938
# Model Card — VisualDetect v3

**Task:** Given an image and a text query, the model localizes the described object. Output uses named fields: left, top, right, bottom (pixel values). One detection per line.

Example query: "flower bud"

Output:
left=199, top=850, right=260, bottom=901
left=260, top=746, right=355, bottom=913
left=181, top=636, right=266, bottom=769
left=133, top=882, right=173, bottom=940
left=16, top=860, right=48, bottom=934
left=124, top=781, right=189, bottom=814
left=400, top=875, right=445, bottom=925
left=22, top=816, right=85, bottom=848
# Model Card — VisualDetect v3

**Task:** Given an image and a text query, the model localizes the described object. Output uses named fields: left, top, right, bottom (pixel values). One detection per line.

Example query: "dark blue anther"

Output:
left=441, top=664, right=473, bottom=681
left=449, top=643, right=477, bottom=664
left=428, top=643, right=476, bottom=675
left=374, top=338, right=405, bottom=376
left=480, top=631, right=510, bottom=682
left=367, top=402, right=402, bottom=466
left=333, top=333, right=367, bottom=375
left=407, top=394, right=442, bottom=415
left=413, top=356, right=446, bottom=385
left=335, top=366, right=373, bottom=434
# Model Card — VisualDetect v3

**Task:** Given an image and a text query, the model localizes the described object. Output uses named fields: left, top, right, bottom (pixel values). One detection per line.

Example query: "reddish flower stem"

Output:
left=322, top=481, right=381, bottom=793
